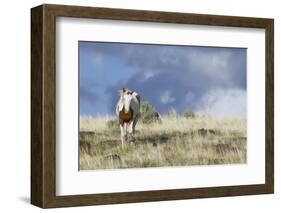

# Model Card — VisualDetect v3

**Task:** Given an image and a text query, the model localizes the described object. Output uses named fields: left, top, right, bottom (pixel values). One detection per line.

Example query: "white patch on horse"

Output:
left=116, top=88, right=140, bottom=147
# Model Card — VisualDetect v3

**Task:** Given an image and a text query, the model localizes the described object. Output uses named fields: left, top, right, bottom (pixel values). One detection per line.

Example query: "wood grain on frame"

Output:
left=31, top=4, right=274, bottom=208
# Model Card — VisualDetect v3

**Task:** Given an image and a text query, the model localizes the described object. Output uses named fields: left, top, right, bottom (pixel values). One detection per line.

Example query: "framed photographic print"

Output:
left=31, top=4, right=274, bottom=208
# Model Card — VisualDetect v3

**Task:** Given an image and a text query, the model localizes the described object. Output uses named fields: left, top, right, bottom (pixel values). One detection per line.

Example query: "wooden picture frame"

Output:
left=31, top=4, right=274, bottom=208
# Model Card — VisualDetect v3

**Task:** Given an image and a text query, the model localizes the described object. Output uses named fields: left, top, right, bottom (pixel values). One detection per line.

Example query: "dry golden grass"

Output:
left=80, top=115, right=114, bottom=132
left=79, top=115, right=246, bottom=170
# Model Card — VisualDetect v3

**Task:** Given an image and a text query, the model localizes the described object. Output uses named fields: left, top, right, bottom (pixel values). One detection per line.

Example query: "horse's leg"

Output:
left=128, top=121, right=133, bottom=134
left=127, top=121, right=136, bottom=144
left=132, top=113, right=140, bottom=134
left=120, top=124, right=125, bottom=147
left=124, top=123, right=128, bottom=143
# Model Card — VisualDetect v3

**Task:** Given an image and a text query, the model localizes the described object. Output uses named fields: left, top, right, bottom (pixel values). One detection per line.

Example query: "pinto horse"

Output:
left=116, top=88, right=140, bottom=147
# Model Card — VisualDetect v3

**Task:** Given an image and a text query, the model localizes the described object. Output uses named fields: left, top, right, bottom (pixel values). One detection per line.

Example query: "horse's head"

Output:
left=118, top=88, right=133, bottom=113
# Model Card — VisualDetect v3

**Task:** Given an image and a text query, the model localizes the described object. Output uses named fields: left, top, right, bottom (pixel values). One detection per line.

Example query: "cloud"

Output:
left=196, top=88, right=246, bottom=118
left=185, top=92, right=195, bottom=103
left=80, top=85, right=99, bottom=103
left=92, top=53, right=104, bottom=71
left=187, top=50, right=232, bottom=82
left=160, top=90, right=176, bottom=104
left=143, top=71, right=156, bottom=80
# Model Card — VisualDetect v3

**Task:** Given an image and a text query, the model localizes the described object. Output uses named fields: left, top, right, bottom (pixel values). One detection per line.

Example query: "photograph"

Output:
left=79, top=41, right=247, bottom=170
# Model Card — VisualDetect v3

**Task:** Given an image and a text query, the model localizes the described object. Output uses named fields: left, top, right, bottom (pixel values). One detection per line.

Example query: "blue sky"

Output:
left=79, top=41, right=246, bottom=118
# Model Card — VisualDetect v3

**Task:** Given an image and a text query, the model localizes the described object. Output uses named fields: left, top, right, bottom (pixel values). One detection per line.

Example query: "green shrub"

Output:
left=139, top=101, right=161, bottom=124
left=183, top=111, right=196, bottom=119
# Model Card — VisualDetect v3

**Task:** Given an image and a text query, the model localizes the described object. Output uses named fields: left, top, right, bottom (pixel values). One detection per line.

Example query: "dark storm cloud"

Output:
left=79, top=41, right=246, bottom=116
left=80, top=85, right=99, bottom=103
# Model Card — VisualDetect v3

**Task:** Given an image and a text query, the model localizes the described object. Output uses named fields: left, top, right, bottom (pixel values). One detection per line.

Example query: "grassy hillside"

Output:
left=79, top=115, right=246, bottom=170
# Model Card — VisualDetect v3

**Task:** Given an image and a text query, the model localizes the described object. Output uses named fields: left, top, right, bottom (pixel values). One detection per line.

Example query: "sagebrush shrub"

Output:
left=139, top=101, right=161, bottom=124
left=183, top=111, right=196, bottom=119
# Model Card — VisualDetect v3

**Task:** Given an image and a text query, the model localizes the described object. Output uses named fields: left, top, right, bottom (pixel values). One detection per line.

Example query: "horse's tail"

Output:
left=136, top=94, right=141, bottom=105
left=132, top=91, right=140, bottom=106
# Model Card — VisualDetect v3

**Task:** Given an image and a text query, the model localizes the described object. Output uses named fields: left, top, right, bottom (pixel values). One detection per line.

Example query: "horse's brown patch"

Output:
left=119, top=106, right=133, bottom=126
